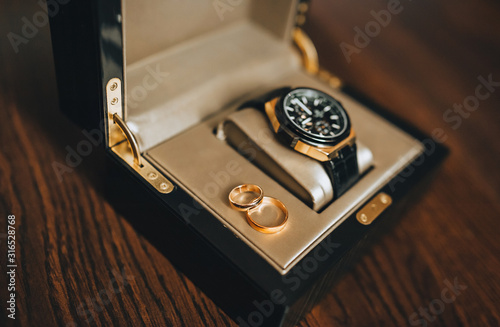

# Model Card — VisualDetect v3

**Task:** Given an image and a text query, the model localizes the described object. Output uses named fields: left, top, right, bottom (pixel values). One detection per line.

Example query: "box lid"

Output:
left=124, top=1, right=306, bottom=152
left=49, top=0, right=310, bottom=152
left=97, top=0, right=303, bottom=152
left=45, top=0, right=309, bottom=196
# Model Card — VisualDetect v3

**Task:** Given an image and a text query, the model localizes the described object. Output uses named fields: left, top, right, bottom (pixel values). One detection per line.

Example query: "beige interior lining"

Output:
left=146, top=71, right=424, bottom=274
left=123, top=0, right=300, bottom=151
left=125, top=21, right=301, bottom=151
left=123, top=0, right=296, bottom=66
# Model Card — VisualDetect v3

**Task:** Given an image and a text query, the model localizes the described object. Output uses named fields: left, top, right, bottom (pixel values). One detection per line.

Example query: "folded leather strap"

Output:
left=323, top=144, right=359, bottom=199
left=239, top=87, right=359, bottom=199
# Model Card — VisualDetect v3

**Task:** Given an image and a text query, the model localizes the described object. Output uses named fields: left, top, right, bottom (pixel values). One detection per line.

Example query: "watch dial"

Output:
left=283, top=89, right=348, bottom=139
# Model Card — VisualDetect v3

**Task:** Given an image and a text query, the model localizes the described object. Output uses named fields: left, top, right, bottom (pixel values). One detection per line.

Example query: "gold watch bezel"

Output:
left=264, top=97, right=356, bottom=162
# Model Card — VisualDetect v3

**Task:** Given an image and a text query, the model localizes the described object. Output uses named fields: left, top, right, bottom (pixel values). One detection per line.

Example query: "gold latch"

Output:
left=112, top=113, right=142, bottom=167
left=106, top=78, right=174, bottom=194
left=356, top=193, right=392, bottom=225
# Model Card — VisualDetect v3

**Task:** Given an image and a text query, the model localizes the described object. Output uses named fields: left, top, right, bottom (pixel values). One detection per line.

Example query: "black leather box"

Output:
left=47, top=1, right=447, bottom=326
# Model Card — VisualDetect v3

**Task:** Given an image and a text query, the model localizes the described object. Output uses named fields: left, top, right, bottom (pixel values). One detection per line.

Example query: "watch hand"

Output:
left=291, top=98, right=312, bottom=115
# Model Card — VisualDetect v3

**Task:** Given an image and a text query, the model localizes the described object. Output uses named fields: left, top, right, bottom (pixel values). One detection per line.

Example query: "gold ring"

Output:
left=246, top=197, right=288, bottom=234
left=229, top=184, right=264, bottom=211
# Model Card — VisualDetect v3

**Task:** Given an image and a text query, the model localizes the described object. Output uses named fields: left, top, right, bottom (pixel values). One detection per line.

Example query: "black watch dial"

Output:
left=282, top=88, right=349, bottom=142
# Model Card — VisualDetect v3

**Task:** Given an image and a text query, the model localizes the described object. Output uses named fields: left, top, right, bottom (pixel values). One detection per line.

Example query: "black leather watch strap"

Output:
left=238, top=87, right=292, bottom=112
left=323, top=144, right=359, bottom=199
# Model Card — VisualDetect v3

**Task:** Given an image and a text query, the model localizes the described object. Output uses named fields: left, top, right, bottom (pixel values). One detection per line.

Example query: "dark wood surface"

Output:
left=1, top=0, right=499, bottom=326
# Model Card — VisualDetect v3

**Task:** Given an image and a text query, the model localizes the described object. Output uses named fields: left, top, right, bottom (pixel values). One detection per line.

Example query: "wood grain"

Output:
left=1, top=0, right=499, bottom=326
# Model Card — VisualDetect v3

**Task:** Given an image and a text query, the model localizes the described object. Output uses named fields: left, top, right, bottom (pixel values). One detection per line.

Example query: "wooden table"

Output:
left=1, top=0, right=499, bottom=326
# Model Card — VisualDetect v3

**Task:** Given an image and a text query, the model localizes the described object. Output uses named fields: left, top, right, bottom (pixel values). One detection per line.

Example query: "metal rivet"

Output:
left=111, top=97, right=118, bottom=105
left=360, top=213, right=368, bottom=223
left=298, top=3, right=309, bottom=12
left=380, top=195, right=389, bottom=204
left=110, top=82, right=118, bottom=91
left=148, top=172, right=158, bottom=180
left=296, top=15, right=306, bottom=26
left=160, top=182, right=169, bottom=190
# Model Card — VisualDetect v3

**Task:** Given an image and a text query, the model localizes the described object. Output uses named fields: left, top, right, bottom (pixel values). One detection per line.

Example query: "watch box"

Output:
left=47, top=0, right=447, bottom=326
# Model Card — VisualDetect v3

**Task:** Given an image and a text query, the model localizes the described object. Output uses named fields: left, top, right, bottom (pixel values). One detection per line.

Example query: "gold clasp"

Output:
left=112, top=113, right=142, bottom=167
left=356, top=193, right=392, bottom=225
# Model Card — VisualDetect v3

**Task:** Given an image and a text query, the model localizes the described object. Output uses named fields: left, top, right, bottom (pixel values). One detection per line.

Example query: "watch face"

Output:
left=280, top=88, right=350, bottom=144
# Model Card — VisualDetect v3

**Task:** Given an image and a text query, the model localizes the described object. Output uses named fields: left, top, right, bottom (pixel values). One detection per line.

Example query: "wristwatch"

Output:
left=240, top=87, right=359, bottom=199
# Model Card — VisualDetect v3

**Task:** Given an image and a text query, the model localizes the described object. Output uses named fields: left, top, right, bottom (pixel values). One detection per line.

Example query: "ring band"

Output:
left=229, top=184, right=264, bottom=211
left=246, top=197, right=288, bottom=234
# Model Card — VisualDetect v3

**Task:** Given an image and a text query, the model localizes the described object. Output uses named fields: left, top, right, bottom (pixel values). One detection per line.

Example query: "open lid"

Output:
left=48, top=0, right=312, bottom=195
left=93, top=0, right=305, bottom=152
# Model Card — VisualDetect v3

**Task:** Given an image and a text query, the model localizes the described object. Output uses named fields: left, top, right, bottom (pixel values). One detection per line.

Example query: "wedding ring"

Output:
left=229, top=184, right=264, bottom=211
left=246, top=197, right=288, bottom=234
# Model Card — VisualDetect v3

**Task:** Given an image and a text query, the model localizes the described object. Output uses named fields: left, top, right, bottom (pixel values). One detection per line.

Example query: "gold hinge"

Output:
left=292, top=27, right=343, bottom=89
left=106, top=78, right=174, bottom=194
left=356, top=193, right=392, bottom=225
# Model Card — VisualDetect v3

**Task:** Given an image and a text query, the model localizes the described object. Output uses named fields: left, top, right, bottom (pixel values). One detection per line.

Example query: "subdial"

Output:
left=314, top=120, right=331, bottom=136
